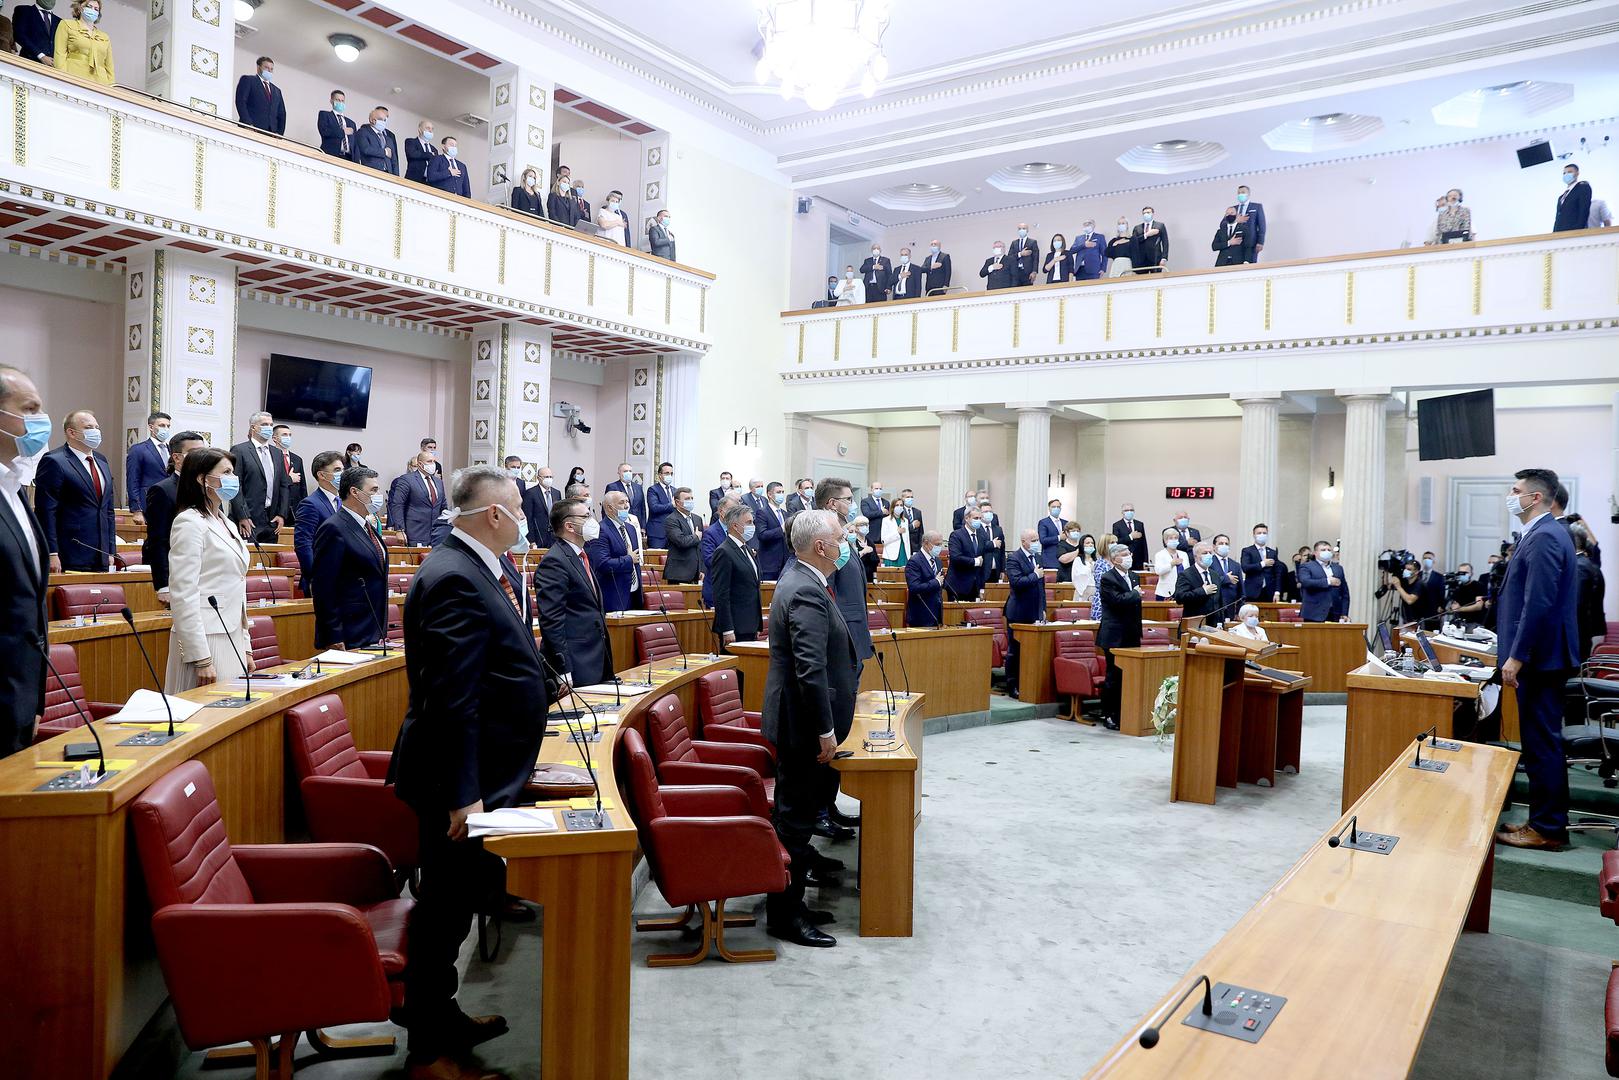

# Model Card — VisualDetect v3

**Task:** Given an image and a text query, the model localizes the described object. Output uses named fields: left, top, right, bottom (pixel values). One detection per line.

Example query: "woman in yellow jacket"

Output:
left=54, top=0, right=114, bottom=87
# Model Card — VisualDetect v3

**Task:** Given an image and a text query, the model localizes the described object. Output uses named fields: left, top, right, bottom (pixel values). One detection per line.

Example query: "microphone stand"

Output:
left=251, top=541, right=278, bottom=602
left=886, top=627, right=913, bottom=697
left=871, top=652, right=898, bottom=741
left=1138, top=974, right=1213, bottom=1048
left=536, top=653, right=607, bottom=831
left=90, top=597, right=106, bottom=625
left=73, top=537, right=127, bottom=571
left=31, top=637, right=110, bottom=779
left=362, top=572, right=394, bottom=656
left=206, top=595, right=254, bottom=706
left=117, top=606, right=181, bottom=745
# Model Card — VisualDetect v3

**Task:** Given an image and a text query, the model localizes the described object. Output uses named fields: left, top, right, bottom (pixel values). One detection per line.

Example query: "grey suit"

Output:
left=661, top=509, right=703, bottom=584
left=534, top=541, right=613, bottom=685
left=648, top=221, right=676, bottom=262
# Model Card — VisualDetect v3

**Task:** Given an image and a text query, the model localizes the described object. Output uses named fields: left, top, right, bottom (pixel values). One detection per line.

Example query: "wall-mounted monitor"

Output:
left=264, top=353, right=373, bottom=429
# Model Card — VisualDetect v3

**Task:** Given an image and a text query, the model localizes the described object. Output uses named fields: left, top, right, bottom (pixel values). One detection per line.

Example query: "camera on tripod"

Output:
left=1375, top=548, right=1414, bottom=576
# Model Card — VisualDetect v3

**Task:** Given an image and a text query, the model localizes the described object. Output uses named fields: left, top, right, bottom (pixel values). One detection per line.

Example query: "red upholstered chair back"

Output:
left=244, top=575, right=292, bottom=603
left=696, top=669, right=747, bottom=728
left=52, top=583, right=127, bottom=620
left=963, top=608, right=1005, bottom=631
left=1053, top=628, right=1097, bottom=660
left=129, top=761, right=254, bottom=910
left=867, top=607, right=891, bottom=631
left=1143, top=626, right=1171, bottom=645
left=1278, top=607, right=1302, bottom=622
left=273, top=550, right=300, bottom=571
left=640, top=566, right=663, bottom=589
left=648, top=589, right=686, bottom=611
left=635, top=623, right=681, bottom=664
left=285, top=694, right=366, bottom=782
left=247, top=616, right=283, bottom=669
left=1054, top=606, right=1090, bottom=622
left=388, top=573, right=412, bottom=595
left=1165, top=606, right=1183, bottom=621
left=646, top=693, right=697, bottom=764
left=42, top=643, right=92, bottom=726
left=619, top=727, right=666, bottom=825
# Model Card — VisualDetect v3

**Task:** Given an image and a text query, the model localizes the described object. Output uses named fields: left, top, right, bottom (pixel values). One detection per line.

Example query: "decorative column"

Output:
left=146, top=0, right=236, bottom=118
left=657, top=352, right=700, bottom=476
left=866, top=427, right=881, bottom=484
left=1011, top=405, right=1054, bottom=536
left=1235, top=392, right=1282, bottom=537
left=1001, top=423, right=1018, bottom=524
left=1073, top=420, right=1108, bottom=537
left=933, top=407, right=973, bottom=531
left=121, top=250, right=238, bottom=463
left=1339, top=391, right=1393, bottom=625
left=468, top=323, right=553, bottom=475
left=486, top=67, right=555, bottom=205
left=640, top=134, right=670, bottom=250
left=623, top=356, right=657, bottom=482
left=784, top=413, right=811, bottom=485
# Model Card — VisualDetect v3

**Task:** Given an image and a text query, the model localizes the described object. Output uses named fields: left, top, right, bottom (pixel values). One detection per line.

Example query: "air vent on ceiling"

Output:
left=455, top=113, right=489, bottom=129
left=234, top=22, right=258, bottom=38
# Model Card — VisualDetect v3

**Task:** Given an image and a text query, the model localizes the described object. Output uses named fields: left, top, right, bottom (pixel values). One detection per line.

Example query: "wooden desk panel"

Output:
left=1343, top=664, right=1481, bottom=811
left=1404, top=633, right=1517, bottom=743
left=835, top=693, right=922, bottom=937
left=1259, top=621, right=1368, bottom=693
left=729, top=628, right=991, bottom=719
left=1171, top=644, right=1247, bottom=805
left=604, top=609, right=714, bottom=664
left=1109, top=647, right=1181, bottom=738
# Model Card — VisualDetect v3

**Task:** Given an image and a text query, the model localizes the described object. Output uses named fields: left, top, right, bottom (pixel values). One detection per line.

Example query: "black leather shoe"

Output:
left=767, top=918, right=837, bottom=948
left=826, top=808, right=861, bottom=829
left=1104, top=717, right=1121, bottom=731
left=804, top=908, right=836, bottom=926
left=445, top=1012, right=509, bottom=1052
left=804, top=866, right=843, bottom=888
left=812, top=853, right=846, bottom=873
left=813, top=814, right=855, bottom=842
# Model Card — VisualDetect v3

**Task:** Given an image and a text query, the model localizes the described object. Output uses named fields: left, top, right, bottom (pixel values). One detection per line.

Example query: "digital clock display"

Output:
left=1165, top=486, right=1215, bottom=499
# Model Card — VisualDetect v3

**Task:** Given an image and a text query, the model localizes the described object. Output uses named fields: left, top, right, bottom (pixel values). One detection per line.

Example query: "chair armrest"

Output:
left=701, top=724, right=777, bottom=759
left=1052, top=657, right=1096, bottom=696
left=647, top=816, right=788, bottom=904
left=659, top=784, right=754, bottom=817
left=88, top=701, right=123, bottom=720
left=742, top=709, right=763, bottom=728
left=655, top=762, right=770, bottom=817
left=152, top=902, right=392, bottom=1048
left=356, top=750, right=393, bottom=780
left=299, top=776, right=420, bottom=873
left=232, top=843, right=397, bottom=906
left=1601, top=850, right=1619, bottom=921
left=691, top=740, right=775, bottom=776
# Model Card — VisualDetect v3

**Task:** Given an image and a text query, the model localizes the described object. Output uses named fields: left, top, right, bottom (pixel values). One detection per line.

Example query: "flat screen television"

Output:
left=1416, top=389, right=1495, bottom=461
left=264, top=353, right=372, bottom=429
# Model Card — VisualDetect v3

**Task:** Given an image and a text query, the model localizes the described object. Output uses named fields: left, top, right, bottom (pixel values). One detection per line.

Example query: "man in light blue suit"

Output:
left=124, top=410, right=171, bottom=523
left=293, top=451, right=344, bottom=597
left=1494, top=468, right=1580, bottom=850
left=644, top=461, right=677, bottom=549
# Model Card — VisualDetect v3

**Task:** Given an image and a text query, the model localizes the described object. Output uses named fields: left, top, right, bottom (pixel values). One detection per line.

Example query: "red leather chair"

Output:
left=640, top=566, right=663, bottom=589
left=694, top=668, right=772, bottom=757
left=247, top=616, right=284, bottom=670
left=1052, top=629, right=1106, bottom=721
left=867, top=607, right=891, bottom=631
left=385, top=605, right=404, bottom=643
left=34, top=643, right=120, bottom=743
left=273, top=550, right=301, bottom=571
left=387, top=573, right=412, bottom=595
left=644, top=693, right=773, bottom=814
left=1143, top=626, right=1171, bottom=645
left=1164, top=606, right=1184, bottom=621
left=51, top=583, right=127, bottom=621
left=647, top=589, right=686, bottom=611
left=245, top=574, right=293, bottom=604
left=635, top=623, right=682, bottom=664
left=285, top=694, right=418, bottom=879
left=619, top=728, right=787, bottom=966
left=1278, top=607, right=1303, bottom=622
left=964, top=607, right=1008, bottom=667
left=129, top=761, right=406, bottom=1077
left=1053, top=605, right=1090, bottom=622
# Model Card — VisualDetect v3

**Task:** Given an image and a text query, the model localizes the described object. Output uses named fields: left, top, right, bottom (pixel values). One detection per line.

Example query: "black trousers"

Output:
left=1101, top=648, right=1123, bottom=721
left=1517, top=669, right=1574, bottom=837
left=768, top=752, right=823, bottom=926
left=1003, top=637, right=1021, bottom=694
left=403, top=807, right=506, bottom=1056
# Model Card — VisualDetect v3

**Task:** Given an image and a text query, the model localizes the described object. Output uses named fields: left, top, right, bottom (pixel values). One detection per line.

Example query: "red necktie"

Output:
left=498, top=574, right=521, bottom=615
left=424, top=473, right=437, bottom=503
left=281, top=450, right=293, bottom=476
left=86, top=455, right=102, bottom=500
left=365, top=521, right=386, bottom=564
left=580, top=552, right=598, bottom=596
left=827, top=584, right=836, bottom=601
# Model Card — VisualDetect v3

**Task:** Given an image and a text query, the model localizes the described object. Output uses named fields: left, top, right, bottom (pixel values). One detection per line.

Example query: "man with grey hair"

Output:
left=1096, top=541, right=1143, bottom=730
left=588, top=489, right=643, bottom=613
left=710, top=500, right=760, bottom=645
left=229, top=410, right=288, bottom=542
left=390, top=463, right=551, bottom=1073
left=1174, top=539, right=1221, bottom=619
left=905, top=528, right=946, bottom=628
left=389, top=450, right=447, bottom=547
left=761, top=509, right=859, bottom=948
left=0, top=365, right=50, bottom=757
left=564, top=479, right=591, bottom=508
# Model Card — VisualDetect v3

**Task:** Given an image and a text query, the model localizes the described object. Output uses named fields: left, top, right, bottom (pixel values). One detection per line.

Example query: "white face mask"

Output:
left=421, top=130, right=434, bottom=142
left=539, top=476, right=553, bottom=488
left=580, top=518, right=601, bottom=543
left=1317, top=550, right=1333, bottom=563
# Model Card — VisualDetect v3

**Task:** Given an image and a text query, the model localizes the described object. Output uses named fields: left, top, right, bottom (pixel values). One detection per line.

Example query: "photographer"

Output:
left=1446, top=562, right=1486, bottom=619
left=1388, top=557, right=1443, bottom=626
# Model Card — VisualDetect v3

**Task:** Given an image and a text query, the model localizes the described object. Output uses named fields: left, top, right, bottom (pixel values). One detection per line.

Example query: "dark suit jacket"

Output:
left=1212, top=216, right=1255, bottom=266
left=1237, top=202, right=1266, bottom=255
left=387, top=469, right=446, bottom=547
left=604, top=479, right=648, bottom=525
left=754, top=500, right=788, bottom=580
left=125, top=439, right=167, bottom=513
left=761, top=561, right=859, bottom=759
left=13, top=5, right=60, bottom=62
left=311, top=511, right=389, bottom=649
left=1174, top=560, right=1219, bottom=618
left=946, top=526, right=985, bottom=599
left=317, top=110, right=359, bottom=160
left=293, top=490, right=341, bottom=596
left=1132, top=223, right=1170, bottom=269
left=700, top=520, right=725, bottom=606
left=547, top=190, right=580, bottom=229
left=981, top=519, right=1007, bottom=582
left=648, top=222, right=676, bottom=261
left=887, top=263, right=922, bottom=301
left=710, top=538, right=762, bottom=640
left=708, top=485, right=727, bottom=521
left=0, top=489, right=48, bottom=756
left=1110, top=517, right=1150, bottom=569
left=587, top=518, right=642, bottom=613
left=143, top=476, right=180, bottom=591
left=356, top=125, right=399, bottom=175
left=1211, top=553, right=1244, bottom=614
left=1097, top=566, right=1143, bottom=650
left=1037, top=515, right=1066, bottom=569
left=424, top=154, right=472, bottom=198
left=859, top=256, right=891, bottom=298
left=1069, top=232, right=1107, bottom=278
left=1297, top=559, right=1348, bottom=622
left=1555, top=180, right=1592, bottom=233
left=1240, top=545, right=1281, bottom=600
left=644, top=482, right=676, bottom=548
left=1003, top=547, right=1046, bottom=624
left=831, top=553, right=874, bottom=664
left=234, top=75, right=287, bottom=135
left=510, top=187, right=546, bottom=218
left=403, top=137, right=438, bottom=184
left=1009, top=237, right=1040, bottom=284
left=787, top=492, right=814, bottom=515
left=280, top=449, right=307, bottom=508
left=35, top=445, right=115, bottom=570
left=228, top=439, right=287, bottom=538
left=979, top=256, right=1014, bottom=290
left=860, top=494, right=888, bottom=548
left=905, top=549, right=944, bottom=627
left=1497, top=515, right=1579, bottom=670
left=534, top=541, right=613, bottom=686
left=521, top=483, right=559, bottom=549
left=662, top=509, right=703, bottom=584
left=390, top=535, right=552, bottom=813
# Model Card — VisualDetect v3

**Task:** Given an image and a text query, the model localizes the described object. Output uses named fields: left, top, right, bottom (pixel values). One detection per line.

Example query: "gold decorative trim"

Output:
left=150, top=251, right=165, bottom=409
left=333, top=181, right=343, bottom=245
left=447, top=214, right=457, bottom=274
left=797, top=323, right=805, bottom=365
left=391, top=196, right=401, bottom=259
left=1263, top=279, right=1272, bottom=330
left=265, top=159, right=277, bottom=229
left=191, top=139, right=204, bottom=211
left=1104, top=293, right=1113, bottom=341
left=1057, top=297, right=1066, bottom=346
left=1012, top=302, right=1021, bottom=349
left=1344, top=271, right=1355, bottom=325
left=833, top=320, right=842, bottom=362
left=871, top=315, right=879, bottom=358
left=109, top=114, right=122, bottom=190
left=496, top=323, right=510, bottom=462
left=627, top=265, right=635, bottom=316
left=544, top=241, right=553, bottom=295
left=1542, top=251, right=1553, bottom=310
left=699, top=289, right=706, bottom=333
left=1153, top=290, right=1163, bottom=338
left=910, top=311, right=918, bottom=355
left=13, top=83, right=26, bottom=167
left=951, top=308, right=960, bottom=352
left=497, top=228, right=506, bottom=286
left=664, top=278, right=672, bottom=325
left=1206, top=284, right=1215, bottom=335
left=1471, top=258, right=1482, bottom=315
left=587, top=253, right=596, bottom=306
left=1405, top=265, right=1416, bottom=320
left=653, top=355, right=664, bottom=463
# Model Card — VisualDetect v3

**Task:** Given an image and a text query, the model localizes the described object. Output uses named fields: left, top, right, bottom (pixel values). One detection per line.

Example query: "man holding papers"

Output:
left=390, top=466, right=555, bottom=1080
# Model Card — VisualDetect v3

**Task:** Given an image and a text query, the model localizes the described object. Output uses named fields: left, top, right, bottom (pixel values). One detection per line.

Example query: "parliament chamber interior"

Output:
left=1, top=0, right=1617, bottom=1077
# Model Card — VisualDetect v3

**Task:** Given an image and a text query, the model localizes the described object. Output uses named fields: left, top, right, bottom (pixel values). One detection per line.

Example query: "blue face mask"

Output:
left=741, top=524, right=756, bottom=543
left=215, top=475, right=241, bottom=502
left=1165, top=537, right=1179, bottom=549
left=1178, top=517, right=1190, bottom=527
left=1254, top=533, right=1268, bottom=547
left=259, top=69, right=272, bottom=82
left=773, top=491, right=786, bottom=505
left=368, top=492, right=386, bottom=514
left=682, top=499, right=695, bottom=512
left=2, top=410, right=52, bottom=458
left=1458, top=573, right=1471, bottom=583
left=333, top=100, right=345, bottom=113
left=154, top=427, right=171, bottom=443
left=834, top=538, right=851, bottom=570
left=616, top=508, right=630, bottom=523
left=1564, top=172, right=1576, bottom=186
left=82, top=7, right=99, bottom=22
left=1049, top=507, right=1061, bottom=518
left=904, top=496, right=914, bottom=507
left=1122, top=510, right=1134, bottom=521
left=1403, top=569, right=1414, bottom=580
left=256, top=424, right=273, bottom=441
left=80, top=428, right=103, bottom=450
left=1237, top=193, right=1248, bottom=204
left=1217, top=544, right=1230, bottom=557
left=1200, top=553, right=1214, bottom=567
left=1422, top=558, right=1433, bottom=570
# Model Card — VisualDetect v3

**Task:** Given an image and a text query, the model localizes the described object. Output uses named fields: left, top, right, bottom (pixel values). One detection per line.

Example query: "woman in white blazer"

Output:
left=164, top=447, right=254, bottom=693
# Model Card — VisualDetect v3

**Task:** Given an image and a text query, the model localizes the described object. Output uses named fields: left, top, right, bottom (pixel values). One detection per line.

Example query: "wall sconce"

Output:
left=732, top=427, right=758, bottom=448
left=1320, top=466, right=1338, bottom=501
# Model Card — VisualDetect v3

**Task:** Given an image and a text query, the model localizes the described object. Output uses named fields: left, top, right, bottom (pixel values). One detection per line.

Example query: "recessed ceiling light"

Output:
left=234, top=0, right=261, bottom=21
left=1432, top=80, right=1572, bottom=127
left=870, top=183, right=965, bottom=211
left=986, top=163, right=1089, bottom=194
left=1118, top=141, right=1226, bottom=174
left=328, top=33, right=366, bottom=64
left=1152, top=140, right=1190, bottom=151
left=1263, top=113, right=1384, bottom=152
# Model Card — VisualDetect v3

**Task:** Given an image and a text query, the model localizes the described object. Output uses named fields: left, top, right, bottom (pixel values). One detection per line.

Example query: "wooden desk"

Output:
left=1011, top=620, right=1178, bottom=705
left=1238, top=674, right=1309, bottom=787
left=1171, top=642, right=1248, bottom=804
left=1087, top=739, right=1516, bottom=1078
left=1259, top=621, right=1368, bottom=693
left=604, top=608, right=714, bottom=662
left=1344, top=663, right=1482, bottom=811
left=0, top=655, right=408, bottom=1080
left=1402, top=632, right=1517, bottom=742
left=46, top=570, right=160, bottom=614
left=834, top=692, right=923, bottom=937
left=1108, top=646, right=1182, bottom=737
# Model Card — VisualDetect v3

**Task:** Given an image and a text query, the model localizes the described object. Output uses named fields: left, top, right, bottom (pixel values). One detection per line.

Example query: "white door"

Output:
left=1448, top=476, right=1578, bottom=568
left=813, top=458, right=866, bottom=506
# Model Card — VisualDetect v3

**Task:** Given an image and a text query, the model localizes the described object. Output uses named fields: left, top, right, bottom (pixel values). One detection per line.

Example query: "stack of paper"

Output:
left=466, top=808, right=559, bottom=837
left=312, top=649, right=378, bottom=665
left=113, top=689, right=205, bottom=724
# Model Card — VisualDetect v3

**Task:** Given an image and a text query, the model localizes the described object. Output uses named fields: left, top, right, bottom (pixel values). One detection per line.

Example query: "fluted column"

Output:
left=933, top=408, right=973, bottom=529
left=784, top=413, right=811, bottom=484
left=1011, top=405, right=1054, bottom=536
left=1340, top=391, right=1393, bottom=624
left=1235, top=392, right=1281, bottom=537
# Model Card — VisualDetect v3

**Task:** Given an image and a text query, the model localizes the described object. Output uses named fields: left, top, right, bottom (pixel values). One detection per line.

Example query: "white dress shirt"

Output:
left=0, top=457, right=41, bottom=569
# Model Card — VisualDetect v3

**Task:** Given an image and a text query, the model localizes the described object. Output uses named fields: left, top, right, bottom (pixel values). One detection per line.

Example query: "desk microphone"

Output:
left=73, top=537, right=127, bottom=570
left=886, top=627, right=913, bottom=697
left=362, top=574, right=394, bottom=656
left=1327, top=815, right=1360, bottom=848
left=30, top=636, right=108, bottom=774
left=207, top=596, right=254, bottom=704
left=250, top=540, right=279, bottom=599
left=120, top=606, right=178, bottom=743
left=90, top=596, right=108, bottom=625
left=1138, top=973, right=1213, bottom=1048
left=873, top=651, right=898, bottom=733
left=536, top=652, right=606, bottom=830
left=657, top=596, right=687, bottom=670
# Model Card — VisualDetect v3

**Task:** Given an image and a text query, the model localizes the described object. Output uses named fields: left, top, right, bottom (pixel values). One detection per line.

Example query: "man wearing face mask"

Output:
left=271, top=423, right=306, bottom=507
left=905, top=529, right=947, bottom=628
left=1110, top=502, right=1149, bottom=570
left=521, top=466, right=559, bottom=548
left=14, top=1, right=62, bottom=68
left=1241, top=523, right=1282, bottom=603
left=1173, top=541, right=1221, bottom=619
left=710, top=502, right=762, bottom=645
left=824, top=276, right=841, bottom=305
left=858, top=244, right=891, bottom=302
left=587, top=491, right=644, bottom=613
left=708, top=471, right=735, bottom=523
left=605, top=461, right=648, bottom=529
left=1009, top=223, right=1039, bottom=286
left=35, top=409, right=116, bottom=572
left=1297, top=541, right=1349, bottom=622
left=946, top=507, right=988, bottom=602
left=1097, top=543, right=1143, bottom=730
left=1106, top=219, right=1135, bottom=277
left=644, top=461, right=676, bottom=549
left=920, top=240, right=952, bottom=296
left=234, top=56, right=287, bottom=136
left=1212, top=205, right=1254, bottom=267
left=293, top=451, right=345, bottom=598
left=310, top=466, right=392, bottom=650
left=388, top=451, right=447, bottom=547
left=1554, top=163, right=1592, bottom=233
left=755, top=482, right=790, bottom=580
left=1209, top=534, right=1244, bottom=616
left=661, top=487, right=703, bottom=584
left=1131, top=206, right=1170, bottom=273
left=1171, top=509, right=1201, bottom=550
left=356, top=106, right=399, bottom=176
left=143, top=430, right=205, bottom=603
left=788, top=478, right=815, bottom=515
left=887, top=248, right=919, bottom=301
left=648, top=209, right=676, bottom=261
left=1037, top=498, right=1067, bottom=569
left=860, top=481, right=889, bottom=554
left=700, top=496, right=736, bottom=608
left=404, top=119, right=439, bottom=184
left=535, top=497, right=613, bottom=687
left=1070, top=221, right=1106, bottom=280
left=424, top=136, right=471, bottom=199
left=979, top=242, right=1014, bottom=290
left=125, top=410, right=171, bottom=526
left=0, top=365, right=51, bottom=757
left=318, top=89, right=360, bottom=161
left=1002, top=529, right=1047, bottom=697
left=1233, top=185, right=1266, bottom=262
left=978, top=502, right=1006, bottom=584
left=895, top=488, right=924, bottom=553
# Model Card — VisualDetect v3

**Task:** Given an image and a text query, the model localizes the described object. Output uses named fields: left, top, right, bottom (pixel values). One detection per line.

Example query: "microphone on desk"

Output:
left=73, top=537, right=126, bottom=571
left=886, top=627, right=914, bottom=697
left=30, top=635, right=107, bottom=773
left=120, top=606, right=177, bottom=742
left=207, top=596, right=254, bottom=704
left=361, top=573, right=394, bottom=656
left=872, top=652, right=898, bottom=740
left=657, top=596, right=687, bottom=670
left=1327, top=815, right=1359, bottom=849
left=536, top=651, right=606, bottom=830
left=90, top=595, right=108, bottom=625
left=250, top=540, right=279, bottom=600
left=1138, top=973, right=1213, bottom=1048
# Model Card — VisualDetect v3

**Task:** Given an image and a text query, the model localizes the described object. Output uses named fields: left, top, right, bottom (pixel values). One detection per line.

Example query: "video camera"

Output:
left=1375, top=548, right=1414, bottom=576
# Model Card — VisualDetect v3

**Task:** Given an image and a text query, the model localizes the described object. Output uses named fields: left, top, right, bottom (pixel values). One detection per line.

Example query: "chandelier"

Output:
left=755, top=0, right=892, bottom=111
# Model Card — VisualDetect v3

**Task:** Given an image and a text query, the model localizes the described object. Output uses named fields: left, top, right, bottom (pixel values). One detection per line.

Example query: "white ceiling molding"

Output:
left=869, top=183, right=966, bottom=211
left=1116, top=139, right=1229, bottom=174
left=1431, top=79, right=1575, bottom=128
left=986, top=163, right=1091, bottom=194
left=1261, top=112, right=1385, bottom=152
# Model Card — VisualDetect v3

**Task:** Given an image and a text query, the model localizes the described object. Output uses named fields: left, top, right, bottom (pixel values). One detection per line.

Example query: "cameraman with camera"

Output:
left=1387, top=554, right=1443, bottom=626
left=1446, top=562, right=1486, bottom=620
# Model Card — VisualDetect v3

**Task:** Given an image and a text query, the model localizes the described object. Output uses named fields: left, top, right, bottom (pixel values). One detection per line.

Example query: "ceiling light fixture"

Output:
left=328, top=32, right=366, bottom=64
left=755, top=0, right=892, bottom=112
left=234, top=0, right=261, bottom=20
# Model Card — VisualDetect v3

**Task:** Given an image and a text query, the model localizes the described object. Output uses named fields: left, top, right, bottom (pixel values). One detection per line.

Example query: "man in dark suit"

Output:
left=1037, top=498, right=1067, bottom=570
left=755, top=482, right=789, bottom=580
left=587, top=491, right=644, bottom=613
left=1069, top=222, right=1107, bottom=280
left=1554, top=164, right=1592, bottom=233
left=1097, top=543, right=1143, bottom=730
left=1235, top=186, right=1266, bottom=262
left=1009, top=225, right=1039, bottom=286
left=946, top=507, right=987, bottom=602
left=979, top=244, right=1014, bottom=290
left=1240, top=523, right=1282, bottom=602
left=860, top=482, right=889, bottom=553
left=978, top=502, right=1006, bottom=585
left=1495, top=468, right=1581, bottom=849
left=1296, top=541, right=1349, bottom=622
left=604, top=462, right=648, bottom=529
left=699, top=499, right=732, bottom=607
left=648, top=211, right=676, bottom=261
left=920, top=241, right=952, bottom=296
left=390, top=467, right=551, bottom=1077
left=357, top=107, right=399, bottom=175
left=788, top=479, right=815, bottom=515
left=125, top=410, right=170, bottom=525
left=708, top=471, right=735, bottom=522
left=645, top=462, right=677, bottom=549
left=893, top=489, right=924, bottom=554
left=311, top=467, right=391, bottom=649
left=145, top=431, right=205, bottom=600
left=388, top=452, right=447, bottom=547
left=0, top=366, right=50, bottom=757
left=1131, top=207, right=1170, bottom=273
left=1209, top=534, right=1244, bottom=617
left=760, top=511, right=859, bottom=948
left=293, top=451, right=345, bottom=597
left=404, top=122, right=439, bottom=184
left=230, top=411, right=288, bottom=544
left=521, top=467, right=559, bottom=549
left=317, top=90, right=359, bottom=160
left=13, top=3, right=62, bottom=67
left=815, top=479, right=875, bottom=672
left=1174, top=542, right=1221, bottom=619
left=739, top=480, right=772, bottom=554
left=905, top=531, right=946, bottom=628
left=535, top=497, right=613, bottom=687
left=1110, top=504, right=1150, bottom=571
left=1212, top=206, right=1255, bottom=266
left=887, top=250, right=922, bottom=302
left=1171, top=510, right=1201, bottom=551
left=661, top=487, right=704, bottom=585
left=1002, top=530, right=1047, bottom=697
left=35, top=410, right=116, bottom=572
left=271, top=424, right=306, bottom=508
left=234, top=57, right=287, bottom=136
left=424, top=138, right=472, bottom=199
left=710, top=502, right=762, bottom=646
left=858, top=244, right=891, bottom=302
